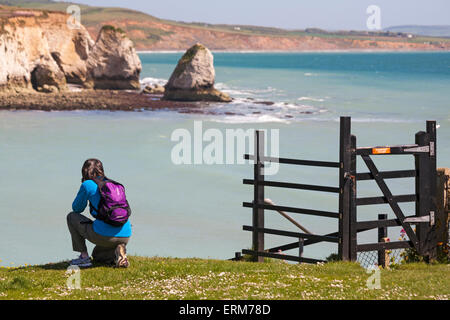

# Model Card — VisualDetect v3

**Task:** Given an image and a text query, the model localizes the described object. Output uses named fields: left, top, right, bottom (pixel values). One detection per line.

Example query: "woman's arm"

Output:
left=72, top=184, right=88, bottom=213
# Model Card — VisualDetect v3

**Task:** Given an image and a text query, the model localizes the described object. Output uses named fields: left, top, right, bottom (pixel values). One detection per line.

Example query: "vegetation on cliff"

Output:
left=100, top=24, right=125, bottom=34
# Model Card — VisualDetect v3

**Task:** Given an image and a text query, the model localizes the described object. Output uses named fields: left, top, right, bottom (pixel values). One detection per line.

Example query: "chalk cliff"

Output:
left=0, top=8, right=141, bottom=92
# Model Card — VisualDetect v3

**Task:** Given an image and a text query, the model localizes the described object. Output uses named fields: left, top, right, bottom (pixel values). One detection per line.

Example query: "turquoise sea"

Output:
left=1, top=52, right=449, bottom=266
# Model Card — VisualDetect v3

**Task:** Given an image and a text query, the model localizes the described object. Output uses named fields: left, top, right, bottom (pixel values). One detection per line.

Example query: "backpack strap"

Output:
left=92, top=176, right=108, bottom=188
left=89, top=177, right=107, bottom=214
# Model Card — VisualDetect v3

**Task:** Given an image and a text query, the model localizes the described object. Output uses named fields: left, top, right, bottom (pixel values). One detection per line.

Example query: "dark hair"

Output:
left=81, top=159, right=105, bottom=182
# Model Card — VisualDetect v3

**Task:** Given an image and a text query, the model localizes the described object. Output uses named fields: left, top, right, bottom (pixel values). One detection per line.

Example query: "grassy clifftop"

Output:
left=0, top=256, right=448, bottom=300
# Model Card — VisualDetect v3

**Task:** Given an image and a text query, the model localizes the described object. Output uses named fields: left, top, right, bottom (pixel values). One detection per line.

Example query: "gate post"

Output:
left=253, top=130, right=265, bottom=262
left=415, top=121, right=438, bottom=261
left=436, top=168, right=450, bottom=260
left=415, top=130, right=430, bottom=258
left=339, top=117, right=351, bottom=261
left=349, top=134, right=357, bottom=261
left=378, top=214, right=388, bottom=268
left=426, top=121, right=438, bottom=261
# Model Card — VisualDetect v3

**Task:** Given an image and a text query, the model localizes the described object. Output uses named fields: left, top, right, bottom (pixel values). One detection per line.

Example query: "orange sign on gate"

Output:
left=372, top=147, right=391, bottom=155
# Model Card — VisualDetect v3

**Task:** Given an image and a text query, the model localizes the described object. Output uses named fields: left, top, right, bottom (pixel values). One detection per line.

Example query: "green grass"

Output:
left=100, top=24, right=125, bottom=34
left=0, top=256, right=448, bottom=300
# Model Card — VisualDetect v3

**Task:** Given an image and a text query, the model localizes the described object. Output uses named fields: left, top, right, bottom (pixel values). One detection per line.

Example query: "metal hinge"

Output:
left=404, top=142, right=435, bottom=156
left=403, top=145, right=429, bottom=154
left=404, top=211, right=435, bottom=226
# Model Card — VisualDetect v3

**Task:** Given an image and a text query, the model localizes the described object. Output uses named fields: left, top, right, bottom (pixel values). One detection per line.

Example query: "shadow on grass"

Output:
left=7, top=261, right=115, bottom=271
left=39, top=261, right=116, bottom=270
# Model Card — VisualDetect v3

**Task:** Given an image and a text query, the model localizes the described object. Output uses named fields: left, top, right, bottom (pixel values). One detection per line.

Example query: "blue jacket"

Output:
left=72, top=179, right=132, bottom=238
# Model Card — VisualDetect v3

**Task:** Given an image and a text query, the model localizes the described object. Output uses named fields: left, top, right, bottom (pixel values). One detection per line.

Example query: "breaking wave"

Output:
left=138, top=78, right=330, bottom=123
left=140, top=77, right=168, bottom=88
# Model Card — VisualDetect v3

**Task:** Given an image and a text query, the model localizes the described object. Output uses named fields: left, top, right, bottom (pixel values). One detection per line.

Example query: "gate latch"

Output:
left=404, top=211, right=435, bottom=226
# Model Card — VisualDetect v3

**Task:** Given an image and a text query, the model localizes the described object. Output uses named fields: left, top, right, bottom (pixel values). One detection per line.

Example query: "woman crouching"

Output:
left=67, top=159, right=132, bottom=268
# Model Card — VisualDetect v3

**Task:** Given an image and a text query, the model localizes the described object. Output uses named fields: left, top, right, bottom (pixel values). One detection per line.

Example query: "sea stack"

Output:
left=163, top=43, right=231, bottom=102
left=86, top=25, right=142, bottom=90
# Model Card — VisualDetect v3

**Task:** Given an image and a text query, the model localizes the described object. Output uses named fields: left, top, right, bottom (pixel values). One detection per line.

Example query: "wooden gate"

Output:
left=241, top=117, right=438, bottom=263
left=342, top=117, right=438, bottom=262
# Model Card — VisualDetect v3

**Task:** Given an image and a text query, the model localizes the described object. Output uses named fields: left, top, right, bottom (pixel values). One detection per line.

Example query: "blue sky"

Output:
left=64, top=0, right=449, bottom=30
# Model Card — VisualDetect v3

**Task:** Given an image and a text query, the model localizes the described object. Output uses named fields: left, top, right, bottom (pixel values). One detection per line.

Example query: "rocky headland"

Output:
left=0, top=8, right=233, bottom=111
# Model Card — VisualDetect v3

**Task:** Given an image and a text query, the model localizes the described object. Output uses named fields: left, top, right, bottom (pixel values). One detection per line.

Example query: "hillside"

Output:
left=1, top=256, right=449, bottom=300
left=385, top=25, right=450, bottom=38
left=2, top=0, right=450, bottom=51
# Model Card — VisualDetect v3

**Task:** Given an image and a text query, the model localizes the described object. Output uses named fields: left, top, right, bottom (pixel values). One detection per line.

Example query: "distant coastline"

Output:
left=3, top=2, right=450, bottom=52
left=137, top=49, right=450, bottom=54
